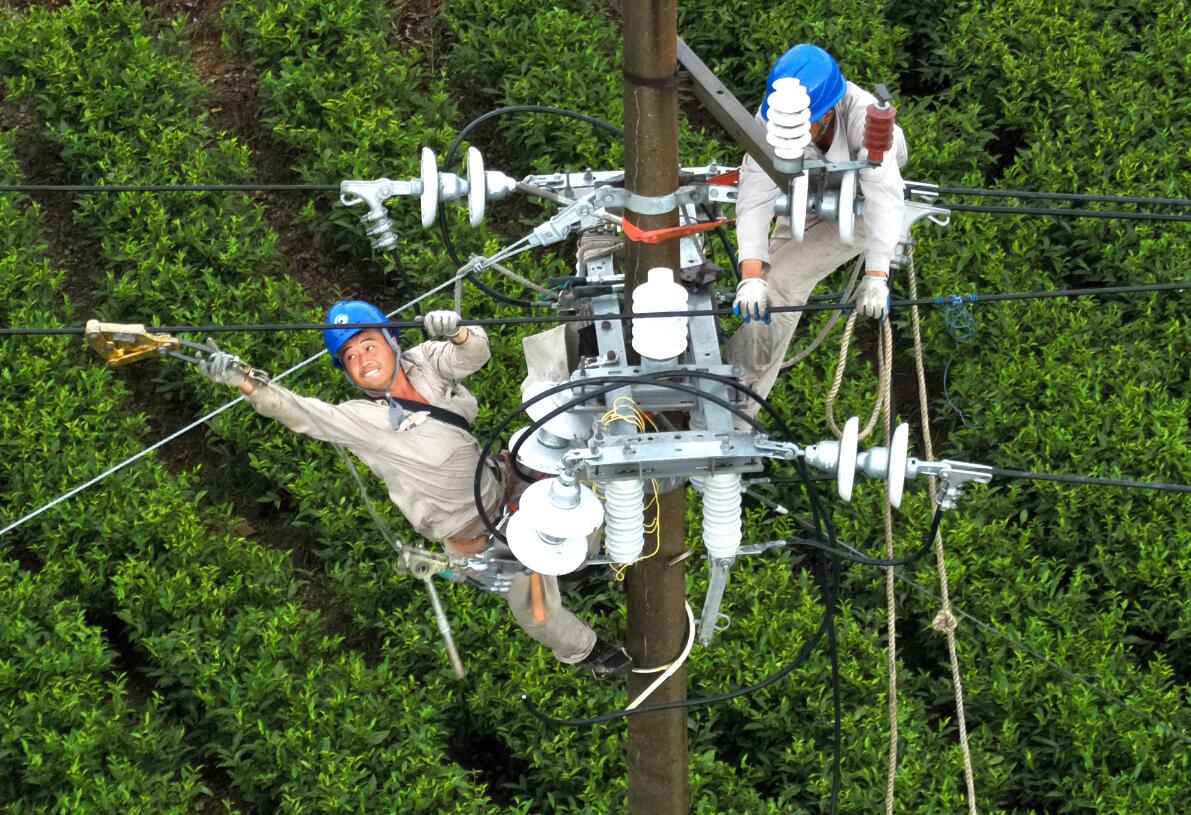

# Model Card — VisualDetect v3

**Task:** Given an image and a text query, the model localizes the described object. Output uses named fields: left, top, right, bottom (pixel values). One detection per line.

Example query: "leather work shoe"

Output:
left=580, top=638, right=634, bottom=679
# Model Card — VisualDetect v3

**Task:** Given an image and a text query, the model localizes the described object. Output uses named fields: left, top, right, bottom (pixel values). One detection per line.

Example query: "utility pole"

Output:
left=622, top=3, right=688, bottom=814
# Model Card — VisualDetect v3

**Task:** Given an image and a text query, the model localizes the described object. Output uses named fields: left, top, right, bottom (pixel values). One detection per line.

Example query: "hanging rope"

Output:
left=818, top=286, right=902, bottom=809
left=781, top=256, right=864, bottom=370
left=876, top=316, right=900, bottom=815
left=824, top=309, right=892, bottom=442
left=905, top=250, right=980, bottom=813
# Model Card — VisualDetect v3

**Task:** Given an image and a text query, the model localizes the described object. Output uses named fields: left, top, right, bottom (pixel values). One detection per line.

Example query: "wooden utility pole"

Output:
left=622, top=3, right=688, bottom=814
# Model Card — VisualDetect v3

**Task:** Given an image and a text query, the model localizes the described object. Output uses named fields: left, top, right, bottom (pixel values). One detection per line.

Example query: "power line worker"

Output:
left=198, top=299, right=631, bottom=677
left=727, top=43, right=908, bottom=406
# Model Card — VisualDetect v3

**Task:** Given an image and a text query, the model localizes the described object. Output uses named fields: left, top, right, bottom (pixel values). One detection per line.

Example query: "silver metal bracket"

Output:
left=561, top=431, right=796, bottom=481
left=905, top=458, right=993, bottom=510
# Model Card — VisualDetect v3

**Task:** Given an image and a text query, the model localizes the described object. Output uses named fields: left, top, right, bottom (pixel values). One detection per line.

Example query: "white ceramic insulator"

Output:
left=603, top=479, right=645, bottom=564
left=766, top=129, right=813, bottom=160
left=767, top=77, right=811, bottom=114
left=630, top=267, right=689, bottom=360
left=702, top=473, right=742, bottom=559
left=766, top=78, right=813, bottom=161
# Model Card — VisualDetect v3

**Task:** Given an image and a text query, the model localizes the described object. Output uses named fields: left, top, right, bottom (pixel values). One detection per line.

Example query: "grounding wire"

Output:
left=11, top=280, right=1187, bottom=336
left=0, top=266, right=473, bottom=538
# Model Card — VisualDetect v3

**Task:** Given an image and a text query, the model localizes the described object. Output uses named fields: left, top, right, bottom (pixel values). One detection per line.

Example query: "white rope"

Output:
left=820, top=297, right=901, bottom=809
left=877, top=317, right=899, bottom=815
left=626, top=601, right=695, bottom=710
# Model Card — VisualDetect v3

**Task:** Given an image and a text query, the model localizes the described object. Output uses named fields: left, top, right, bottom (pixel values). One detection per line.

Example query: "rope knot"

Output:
left=931, top=609, right=958, bottom=633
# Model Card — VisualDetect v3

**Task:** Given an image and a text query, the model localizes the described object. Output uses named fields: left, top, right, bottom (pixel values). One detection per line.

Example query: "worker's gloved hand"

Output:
left=198, top=340, right=247, bottom=387
left=732, top=277, right=771, bottom=324
left=423, top=310, right=462, bottom=339
left=854, top=275, right=890, bottom=320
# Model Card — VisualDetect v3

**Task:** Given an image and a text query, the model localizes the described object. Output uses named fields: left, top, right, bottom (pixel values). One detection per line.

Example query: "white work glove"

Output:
left=733, top=277, right=771, bottom=324
left=198, top=340, right=247, bottom=387
left=765, top=77, right=813, bottom=160
left=854, top=275, right=890, bottom=320
left=423, top=309, right=462, bottom=339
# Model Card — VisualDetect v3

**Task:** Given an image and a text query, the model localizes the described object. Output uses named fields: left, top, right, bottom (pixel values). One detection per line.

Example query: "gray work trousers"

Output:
left=455, top=516, right=600, bottom=666
left=504, top=569, right=598, bottom=664
left=724, top=219, right=869, bottom=413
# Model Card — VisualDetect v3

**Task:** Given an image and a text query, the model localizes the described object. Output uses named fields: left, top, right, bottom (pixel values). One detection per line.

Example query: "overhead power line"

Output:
left=990, top=468, right=1191, bottom=493
left=906, top=182, right=1191, bottom=207
left=4, top=280, right=1186, bottom=337
left=0, top=182, right=338, bottom=192
left=938, top=202, right=1191, bottom=222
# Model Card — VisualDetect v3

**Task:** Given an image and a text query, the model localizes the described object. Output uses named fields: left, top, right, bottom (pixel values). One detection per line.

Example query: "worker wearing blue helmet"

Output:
left=199, top=300, right=631, bottom=678
left=727, top=43, right=908, bottom=409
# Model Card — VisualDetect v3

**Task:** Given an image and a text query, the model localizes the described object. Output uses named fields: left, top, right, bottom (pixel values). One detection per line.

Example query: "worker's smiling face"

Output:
left=340, top=329, right=398, bottom=390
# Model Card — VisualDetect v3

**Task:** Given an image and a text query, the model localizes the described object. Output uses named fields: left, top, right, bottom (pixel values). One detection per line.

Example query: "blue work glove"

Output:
left=732, top=277, right=771, bottom=325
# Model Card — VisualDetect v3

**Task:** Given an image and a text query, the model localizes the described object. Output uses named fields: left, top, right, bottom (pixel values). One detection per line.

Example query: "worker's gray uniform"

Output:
left=244, top=326, right=597, bottom=664
left=726, top=81, right=909, bottom=405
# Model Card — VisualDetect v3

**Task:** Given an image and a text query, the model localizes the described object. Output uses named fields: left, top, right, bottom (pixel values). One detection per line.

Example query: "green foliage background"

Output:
left=0, top=0, right=1188, bottom=812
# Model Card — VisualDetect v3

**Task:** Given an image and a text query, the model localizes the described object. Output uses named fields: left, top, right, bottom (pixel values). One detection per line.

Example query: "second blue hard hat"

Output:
left=323, top=300, right=398, bottom=369
left=760, top=44, right=846, bottom=123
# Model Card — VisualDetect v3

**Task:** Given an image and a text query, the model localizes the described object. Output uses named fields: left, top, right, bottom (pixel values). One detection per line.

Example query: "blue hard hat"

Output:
left=760, top=44, right=846, bottom=123
left=323, top=300, right=397, bottom=369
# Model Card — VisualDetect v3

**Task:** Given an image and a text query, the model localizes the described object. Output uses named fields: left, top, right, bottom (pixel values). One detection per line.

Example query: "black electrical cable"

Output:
left=0, top=182, right=339, bottom=193
left=785, top=507, right=944, bottom=568
left=520, top=563, right=835, bottom=725
left=991, top=468, right=1191, bottom=493
left=17, top=279, right=1185, bottom=337
left=906, top=182, right=1191, bottom=208
left=437, top=105, right=622, bottom=309
left=937, top=202, right=1191, bottom=222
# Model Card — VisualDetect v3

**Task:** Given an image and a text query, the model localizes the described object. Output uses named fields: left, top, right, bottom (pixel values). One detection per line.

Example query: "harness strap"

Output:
left=388, top=396, right=473, bottom=433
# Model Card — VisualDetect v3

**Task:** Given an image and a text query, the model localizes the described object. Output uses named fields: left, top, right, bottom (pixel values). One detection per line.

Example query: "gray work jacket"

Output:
left=245, top=327, right=504, bottom=543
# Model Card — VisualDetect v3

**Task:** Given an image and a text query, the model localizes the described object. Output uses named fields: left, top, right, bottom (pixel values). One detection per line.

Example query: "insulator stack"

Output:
left=701, top=473, right=742, bottom=559
left=603, top=479, right=645, bottom=564
left=864, top=102, right=897, bottom=164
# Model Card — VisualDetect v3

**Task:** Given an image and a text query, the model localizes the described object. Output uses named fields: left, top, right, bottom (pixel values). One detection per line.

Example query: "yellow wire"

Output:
left=598, top=398, right=665, bottom=581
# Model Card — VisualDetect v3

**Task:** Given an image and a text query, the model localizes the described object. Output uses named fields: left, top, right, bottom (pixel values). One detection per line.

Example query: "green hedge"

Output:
left=0, top=0, right=1188, bottom=811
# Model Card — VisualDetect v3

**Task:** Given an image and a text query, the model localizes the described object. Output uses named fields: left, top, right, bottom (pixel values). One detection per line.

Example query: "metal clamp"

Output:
left=84, top=320, right=179, bottom=366
left=905, top=458, right=993, bottom=510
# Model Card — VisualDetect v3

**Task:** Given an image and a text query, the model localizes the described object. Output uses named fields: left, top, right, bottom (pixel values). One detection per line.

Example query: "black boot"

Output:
left=580, top=638, right=634, bottom=679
